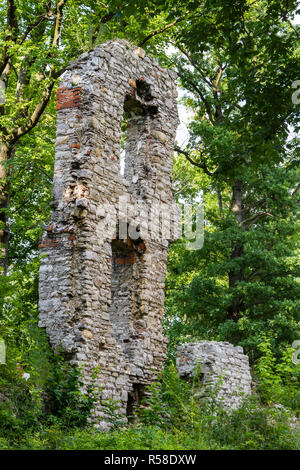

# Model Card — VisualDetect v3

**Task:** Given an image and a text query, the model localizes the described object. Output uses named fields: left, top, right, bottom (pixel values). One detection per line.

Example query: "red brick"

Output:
left=56, top=87, right=82, bottom=110
left=46, top=223, right=54, bottom=232
left=115, top=253, right=136, bottom=265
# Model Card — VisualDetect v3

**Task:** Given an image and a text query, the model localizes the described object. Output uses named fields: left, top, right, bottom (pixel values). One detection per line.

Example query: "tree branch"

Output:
left=0, top=0, right=18, bottom=78
left=138, top=14, right=188, bottom=47
left=19, top=2, right=53, bottom=45
left=177, top=71, right=215, bottom=125
left=174, top=145, right=215, bottom=176
left=241, top=211, right=275, bottom=228
left=246, top=270, right=265, bottom=282
left=217, top=184, right=224, bottom=219
left=12, top=81, right=55, bottom=143
left=176, top=45, right=213, bottom=88
left=11, top=0, right=67, bottom=142
left=287, top=19, right=300, bottom=38
left=52, top=0, right=67, bottom=47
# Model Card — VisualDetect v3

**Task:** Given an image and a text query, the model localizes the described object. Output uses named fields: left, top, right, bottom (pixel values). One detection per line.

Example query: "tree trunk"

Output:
left=227, top=179, right=245, bottom=321
left=0, top=143, right=9, bottom=275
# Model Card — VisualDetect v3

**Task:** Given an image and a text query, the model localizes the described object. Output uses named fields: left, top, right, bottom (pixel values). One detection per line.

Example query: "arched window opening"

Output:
left=119, top=81, right=158, bottom=187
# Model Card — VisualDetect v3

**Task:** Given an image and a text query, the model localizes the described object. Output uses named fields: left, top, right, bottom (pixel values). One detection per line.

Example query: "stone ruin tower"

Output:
left=38, top=40, right=179, bottom=427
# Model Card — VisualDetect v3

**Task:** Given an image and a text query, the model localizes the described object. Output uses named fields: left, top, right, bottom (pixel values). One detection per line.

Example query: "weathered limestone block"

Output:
left=38, top=39, right=179, bottom=427
left=177, top=341, right=252, bottom=410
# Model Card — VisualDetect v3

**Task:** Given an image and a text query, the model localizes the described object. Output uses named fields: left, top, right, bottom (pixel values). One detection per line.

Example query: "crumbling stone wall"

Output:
left=177, top=341, right=252, bottom=409
left=38, top=40, right=179, bottom=427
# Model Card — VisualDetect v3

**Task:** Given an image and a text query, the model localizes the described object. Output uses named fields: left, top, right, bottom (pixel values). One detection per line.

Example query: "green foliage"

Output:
left=1, top=364, right=298, bottom=450
left=164, top=0, right=300, bottom=360
left=255, top=337, right=300, bottom=414
left=2, top=424, right=211, bottom=451
left=98, top=398, right=125, bottom=430
left=0, top=265, right=98, bottom=438
left=204, top=397, right=299, bottom=451
left=43, top=358, right=99, bottom=428
left=138, top=364, right=300, bottom=450
left=0, top=350, right=99, bottom=446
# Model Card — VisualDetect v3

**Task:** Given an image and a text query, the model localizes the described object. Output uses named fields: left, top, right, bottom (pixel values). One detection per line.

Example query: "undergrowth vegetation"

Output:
left=0, top=350, right=299, bottom=450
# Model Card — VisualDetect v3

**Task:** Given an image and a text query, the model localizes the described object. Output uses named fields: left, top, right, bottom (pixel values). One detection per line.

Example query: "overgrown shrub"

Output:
left=43, top=357, right=99, bottom=428
left=255, top=337, right=300, bottom=415
left=1, top=362, right=298, bottom=451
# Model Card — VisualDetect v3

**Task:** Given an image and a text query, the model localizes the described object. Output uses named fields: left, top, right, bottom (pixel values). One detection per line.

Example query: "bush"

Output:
left=1, top=332, right=299, bottom=450
left=204, top=397, right=300, bottom=450
left=43, top=357, right=99, bottom=428
left=255, top=337, right=300, bottom=415
left=136, top=363, right=300, bottom=450
left=3, top=363, right=299, bottom=450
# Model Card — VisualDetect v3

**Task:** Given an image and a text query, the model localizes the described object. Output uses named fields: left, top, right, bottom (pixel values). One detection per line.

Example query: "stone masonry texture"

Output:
left=177, top=341, right=252, bottom=409
left=38, top=40, right=179, bottom=428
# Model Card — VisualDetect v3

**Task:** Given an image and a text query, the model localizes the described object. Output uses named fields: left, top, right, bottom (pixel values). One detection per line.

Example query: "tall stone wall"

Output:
left=38, top=40, right=179, bottom=427
left=177, top=341, right=252, bottom=409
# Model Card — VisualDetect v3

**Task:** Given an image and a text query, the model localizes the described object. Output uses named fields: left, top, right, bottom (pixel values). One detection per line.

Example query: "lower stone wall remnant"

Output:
left=176, top=341, right=252, bottom=410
